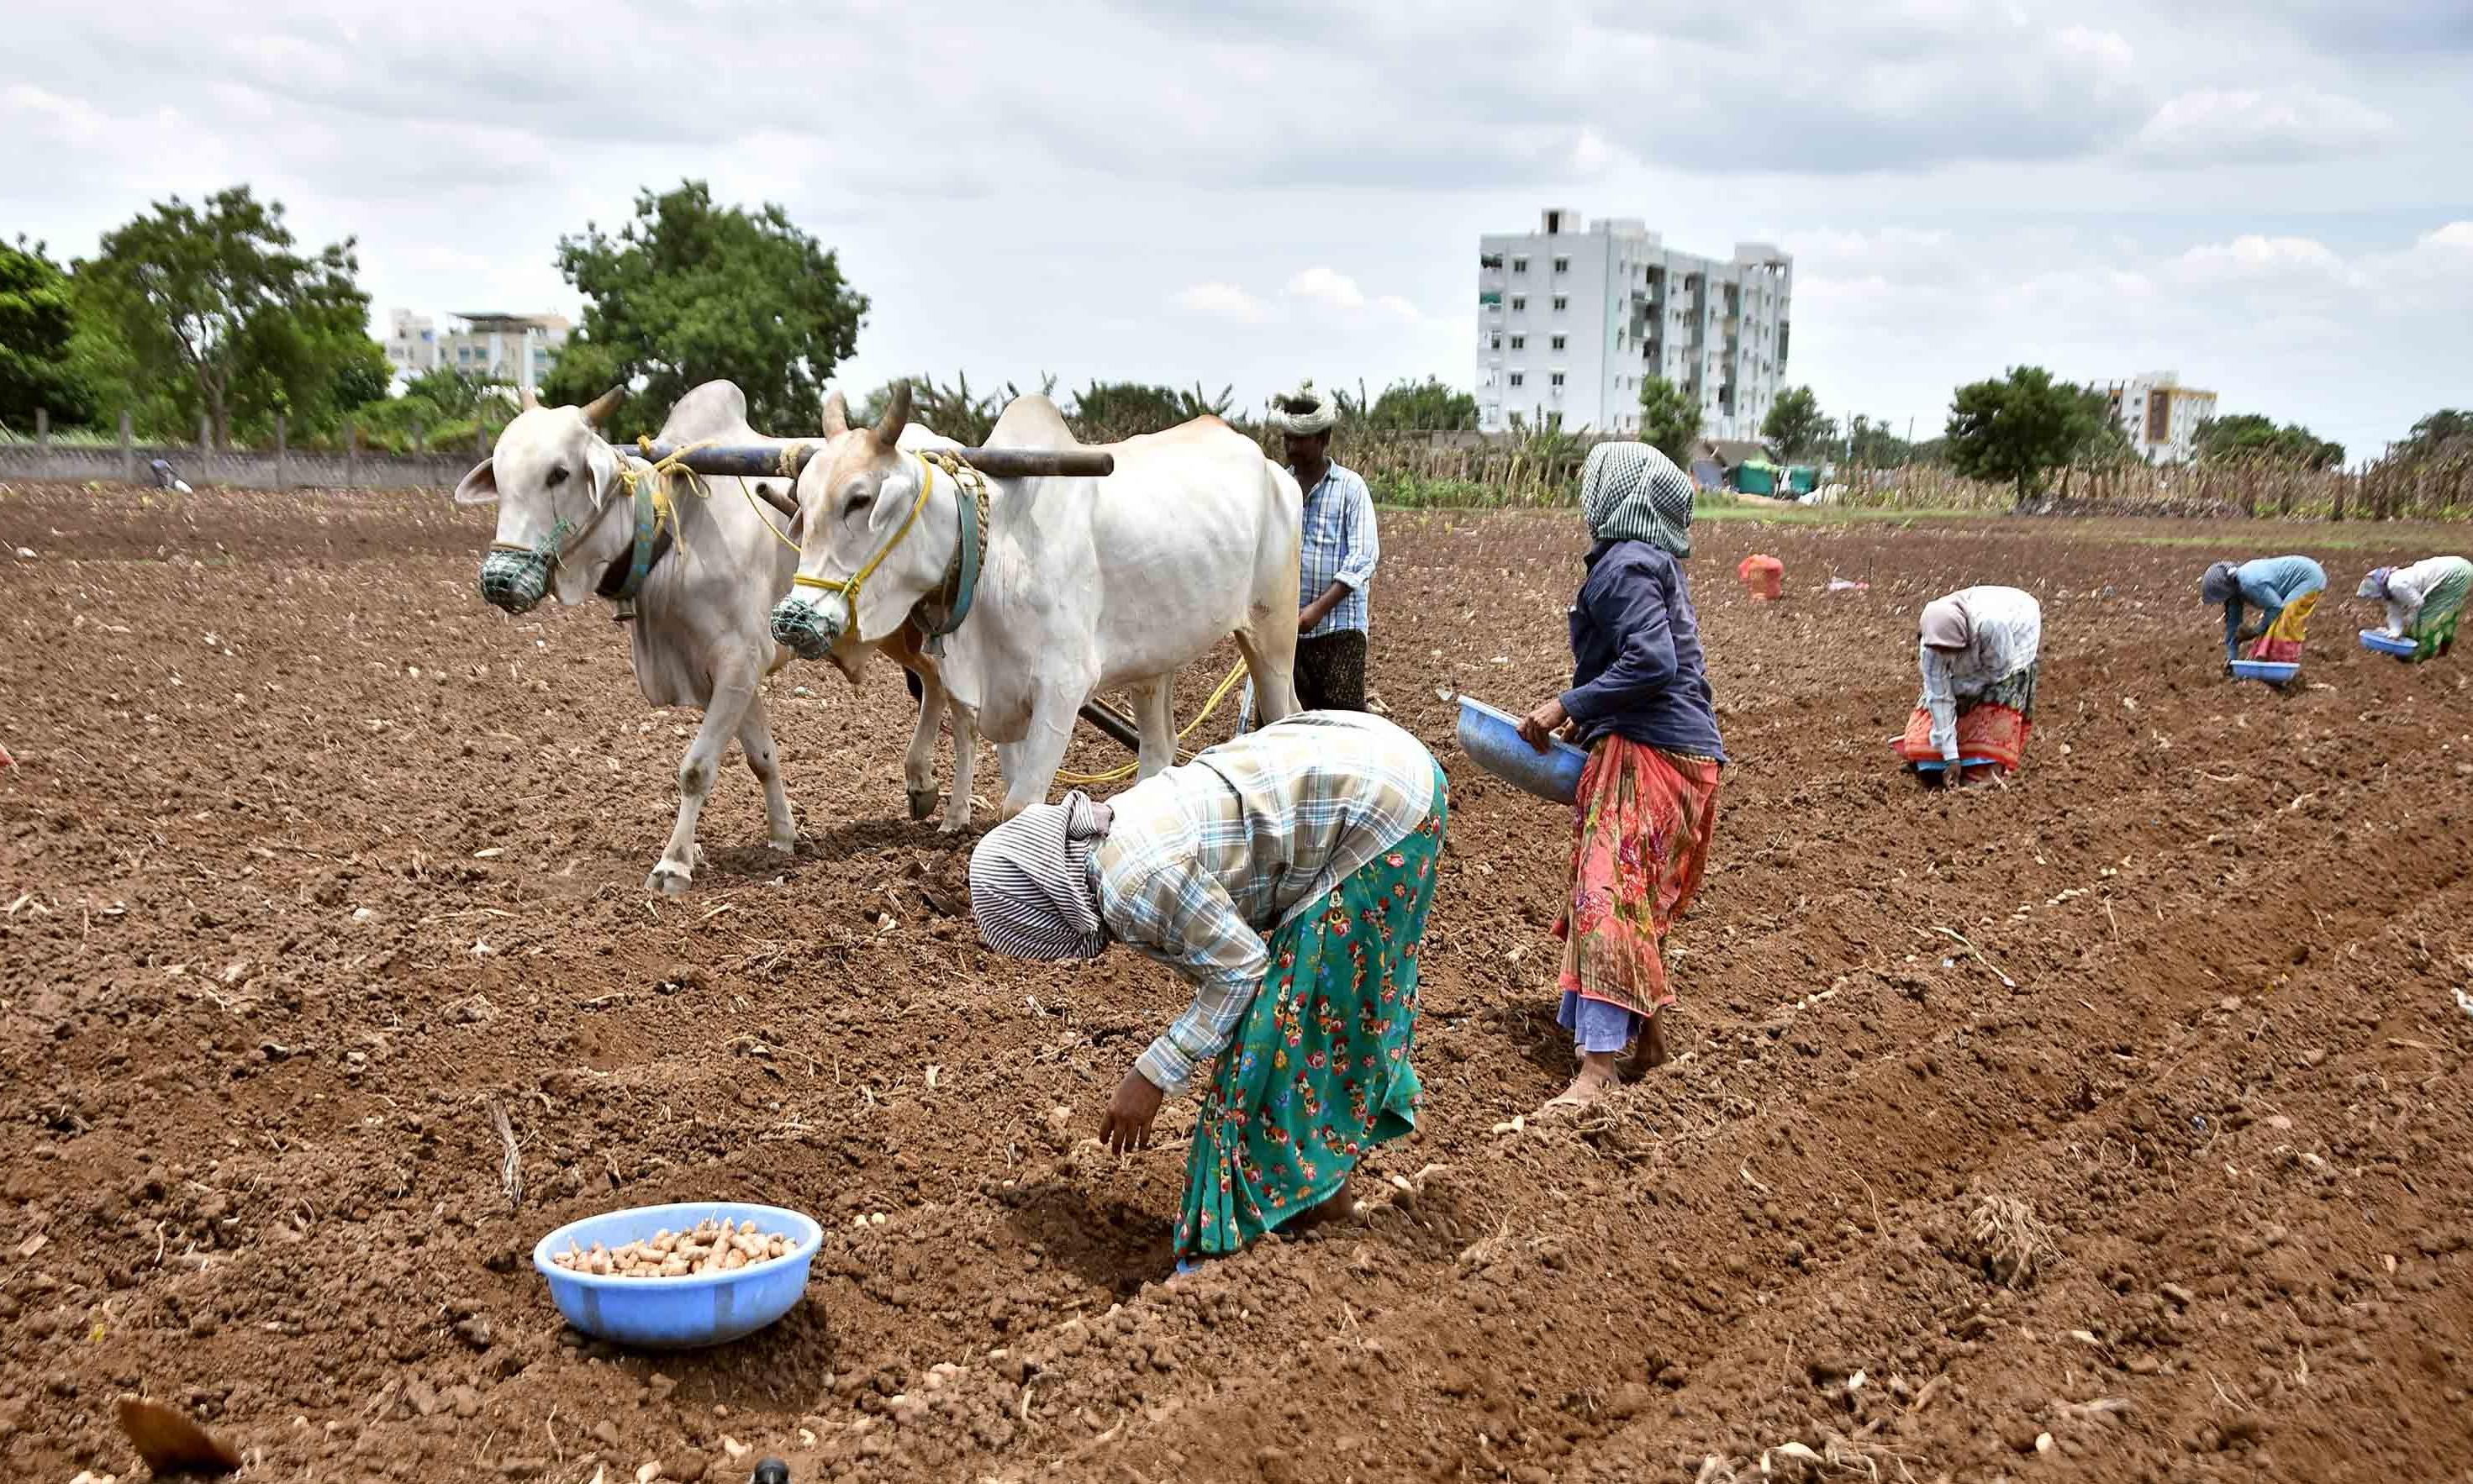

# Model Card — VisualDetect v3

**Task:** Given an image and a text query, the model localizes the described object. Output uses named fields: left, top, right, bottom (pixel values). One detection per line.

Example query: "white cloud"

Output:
left=1374, top=295, right=1423, bottom=324
left=1285, top=267, right=1366, bottom=311
left=2134, top=87, right=2399, bottom=164
left=2421, top=222, right=2473, bottom=251
left=1173, top=282, right=1271, bottom=323
left=2175, top=234, right=2354, bottom=284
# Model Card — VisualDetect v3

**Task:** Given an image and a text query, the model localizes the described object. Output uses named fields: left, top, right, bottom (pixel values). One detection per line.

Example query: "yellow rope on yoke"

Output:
left=1053, top=658, right=1253, bottom=787
left=620, top=435, right=804, bottom=555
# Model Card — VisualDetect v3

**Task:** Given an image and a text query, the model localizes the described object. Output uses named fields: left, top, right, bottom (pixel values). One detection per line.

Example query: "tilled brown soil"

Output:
left=3, top=481, right=2471, bottom=1484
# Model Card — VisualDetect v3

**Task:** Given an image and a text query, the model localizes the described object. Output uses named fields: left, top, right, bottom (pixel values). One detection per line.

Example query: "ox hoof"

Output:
left=907, top=787, right=939, bottom=822
left=767, top=836, right=798, bottom=857
left=646, top=864, right=694, bottom=897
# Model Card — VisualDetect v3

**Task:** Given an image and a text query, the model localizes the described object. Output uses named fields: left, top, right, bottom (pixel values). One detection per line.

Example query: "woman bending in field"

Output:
left=1892, top=585, right=2043, bottom=781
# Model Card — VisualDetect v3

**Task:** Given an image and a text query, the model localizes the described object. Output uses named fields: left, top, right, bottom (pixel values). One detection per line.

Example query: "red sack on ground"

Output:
left=1737, top=554, right=1784, bottom=602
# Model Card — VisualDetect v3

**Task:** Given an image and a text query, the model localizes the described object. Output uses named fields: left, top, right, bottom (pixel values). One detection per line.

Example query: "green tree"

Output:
left=1845, top=413, right=1913, bottom=466
left=76, top=185, right=376, bottom=445
left=1635, top=376, right=1701, bottom=466
left=2393, top=408, right=2469, bottom=461
left=544, top=181, right=867, bottom=433
left=1359, top=376, right=1478, bottom=431
left=1760, top=385, right=1836, bottom=460
left=1944, top=366, right=2104, bottom=508
left=0, top=238, right=96, bottom=429
left=2193, top=413, right=2343, bottom=470
left=401, top=366, right=493, bottom=423
left=1067, top=381, right=1231, bottom=439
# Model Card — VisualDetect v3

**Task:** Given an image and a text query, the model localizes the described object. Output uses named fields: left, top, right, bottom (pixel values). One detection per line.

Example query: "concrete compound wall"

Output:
left=0, top=441, right=479, bottom=492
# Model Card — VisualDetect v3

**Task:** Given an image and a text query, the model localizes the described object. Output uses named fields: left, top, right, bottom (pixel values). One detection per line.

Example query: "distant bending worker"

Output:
left=2201, top=555, right=2325, bottom=672
left=2360, top=555, right=2473, bottom=663
left=1892, top=585, right=2043, bottom=781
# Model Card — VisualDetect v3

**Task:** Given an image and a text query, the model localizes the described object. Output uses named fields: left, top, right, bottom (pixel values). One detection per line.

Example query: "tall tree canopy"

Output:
left=1945, top=366, right=2107, bottom=508
left=1636, top=376, right=1701, bottom=466
left=1759, top=385, right=1836, bottom=461
left=544, top=181, right=867, bottom=433
left=76, top=185, right=378, bottom=445
left=1357, top=376, right=1478, bottom=431
left=2393, top=408, right=2470, bottom=463
left=2193, top=412, right=2344, bottom=471
left=0, top=238, right=94, bottom=428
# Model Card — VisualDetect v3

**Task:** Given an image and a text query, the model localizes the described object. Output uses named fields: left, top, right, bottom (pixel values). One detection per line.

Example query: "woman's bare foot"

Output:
left=1616, top=1010, right=1669, bottom=1083
left=1285, top=1177, right=1358, bottom=1234
left=1536, top=1051, right=1621, bottom=1118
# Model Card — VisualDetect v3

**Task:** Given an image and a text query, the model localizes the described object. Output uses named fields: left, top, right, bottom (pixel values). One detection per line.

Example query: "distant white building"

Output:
left=1476, top=208, right=1792, bottom=439
left=2102, top=371, right=2217, bottom=463
left=383, top=310, right=572, bottom=392
left=384, top=310, right=440, bottom=377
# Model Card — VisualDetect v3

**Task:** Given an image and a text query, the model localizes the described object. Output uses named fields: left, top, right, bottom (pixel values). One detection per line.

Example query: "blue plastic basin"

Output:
left=533, top=1202, right=822, bottom=1350
left=2360, top=628, right=2418, bottom=658
left=2230, top=659, right=2300, bottom=685
left=1456, top=695, right=1588, bottom=805
left=1911, top=756, right=1999, bottom=773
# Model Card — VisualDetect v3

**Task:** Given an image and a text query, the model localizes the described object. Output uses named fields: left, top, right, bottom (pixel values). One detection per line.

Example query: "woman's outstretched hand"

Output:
left=1100, top=1068, right=1165, bottom=1154
left=1517, top=697, right=1569, bottom=752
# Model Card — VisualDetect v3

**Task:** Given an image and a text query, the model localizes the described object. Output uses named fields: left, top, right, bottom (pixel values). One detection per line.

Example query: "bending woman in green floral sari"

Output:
left=968, top=712, right=1447, bottom=1267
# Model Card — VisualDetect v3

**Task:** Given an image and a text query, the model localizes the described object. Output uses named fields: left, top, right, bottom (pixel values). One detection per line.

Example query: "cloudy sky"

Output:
left=10, top=0, right=2470, bottom=459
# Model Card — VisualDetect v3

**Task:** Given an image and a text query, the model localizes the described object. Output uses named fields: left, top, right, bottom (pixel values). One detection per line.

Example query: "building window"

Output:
left=1553, top=256, right=1570, bottom=273
left=1509, top=372, right=1525, bottom=388
left=1490, top=334, right=1501, bottom=350
left=1511, top=256, right=1528, bottom=274
left=1511, top=296, right=1527, bottom=313
left=1550, top=371, right=1566, bottom=388
left=1552, top=296, right=1569, bottom=312
left=1510, top=334, right=1526, bottom=350
left=1551, top=334, right=1567, bottom=351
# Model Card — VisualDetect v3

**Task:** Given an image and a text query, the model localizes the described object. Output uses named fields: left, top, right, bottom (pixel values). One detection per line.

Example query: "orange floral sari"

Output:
left=1553, top=736, right=1722, bottom=1018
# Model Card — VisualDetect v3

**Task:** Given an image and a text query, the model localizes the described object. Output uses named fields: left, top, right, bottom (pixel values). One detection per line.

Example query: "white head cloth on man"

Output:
left=1268, top=381, right=1338, bottom=437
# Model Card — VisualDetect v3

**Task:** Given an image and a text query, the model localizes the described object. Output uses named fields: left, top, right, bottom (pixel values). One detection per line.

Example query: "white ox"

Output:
left=456, top=381, right=970, bottom=892
left=769, top=386, right=1302, bottom=822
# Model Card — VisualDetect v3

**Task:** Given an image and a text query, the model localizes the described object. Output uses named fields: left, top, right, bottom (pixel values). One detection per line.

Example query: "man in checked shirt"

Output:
left=1265, top=379, right=1380, bottom=712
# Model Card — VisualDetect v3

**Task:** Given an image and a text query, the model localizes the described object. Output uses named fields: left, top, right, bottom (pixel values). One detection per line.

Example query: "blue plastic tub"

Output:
left=533, top=1202, right=821, bottom=1350
left=1456, top=695, right=1588, bottom=805
left=2360, top=628, right=2418, bottom=658
left=1911, top=756, right=1999, bottom=774
left=2230, top=659, right=2300, bottom=686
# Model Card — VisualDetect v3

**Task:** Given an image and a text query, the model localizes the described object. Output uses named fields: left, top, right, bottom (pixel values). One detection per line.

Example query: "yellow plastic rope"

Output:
left=619, top=436, right=804, bottom=554
left=620, top=436, right=721, bottom=559
left=1054, top=658, right=1252, bottom=786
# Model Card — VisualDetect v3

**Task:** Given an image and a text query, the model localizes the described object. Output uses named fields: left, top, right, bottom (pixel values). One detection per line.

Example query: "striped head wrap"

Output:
left=1579, top=441, right=1696, bottom=559
left=968, top=792, right=1114, bottom=960
left=2358, top=566, right=2394, bottom=599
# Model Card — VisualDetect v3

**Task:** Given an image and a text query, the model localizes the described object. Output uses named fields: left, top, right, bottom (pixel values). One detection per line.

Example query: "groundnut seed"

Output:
left=551, top=1224, right=797, bottom=1280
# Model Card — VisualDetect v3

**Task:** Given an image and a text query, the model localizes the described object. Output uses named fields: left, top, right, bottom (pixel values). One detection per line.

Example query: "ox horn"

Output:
left=580, top=386, right=625, bottom=428
left=518, top=385, right=540, bottom=412
left=875, top=381, right=911, bottom=448
left=820, top=389, right=851, bottom=439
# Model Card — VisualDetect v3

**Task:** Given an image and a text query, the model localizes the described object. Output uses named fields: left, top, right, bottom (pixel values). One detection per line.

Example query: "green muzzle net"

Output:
left=478, top=518, right=572, bottom=613
left=769, top=593, right=844, bottom=660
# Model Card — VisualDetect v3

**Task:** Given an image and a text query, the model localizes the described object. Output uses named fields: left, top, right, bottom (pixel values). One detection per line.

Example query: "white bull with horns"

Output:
left=768, top=385, right=1304, bottom=822
left=456, top=380, right=971, bottom=893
